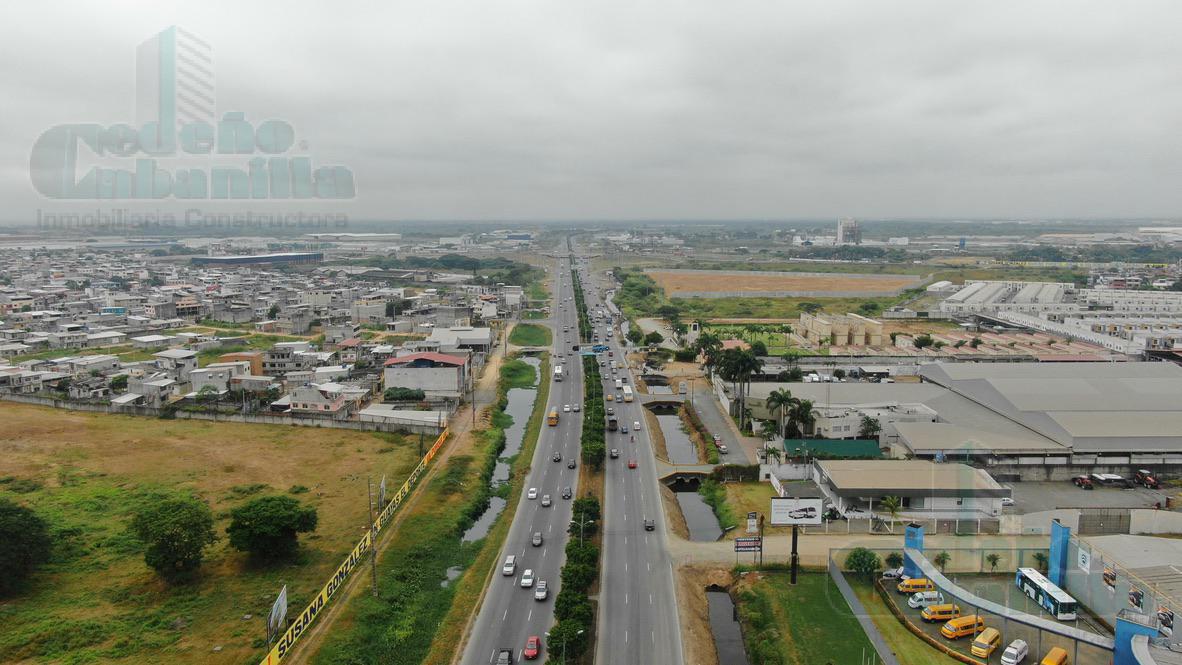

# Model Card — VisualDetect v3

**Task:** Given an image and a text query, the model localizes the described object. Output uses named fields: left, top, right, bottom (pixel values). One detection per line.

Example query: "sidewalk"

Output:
left=666, top=531, right=1050, bottom=568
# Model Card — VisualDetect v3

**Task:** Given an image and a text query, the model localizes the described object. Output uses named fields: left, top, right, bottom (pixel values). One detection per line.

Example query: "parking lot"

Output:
left=1007, top=481, right=1170, bottom=515
left=886, top=573, right=1112, bottom=665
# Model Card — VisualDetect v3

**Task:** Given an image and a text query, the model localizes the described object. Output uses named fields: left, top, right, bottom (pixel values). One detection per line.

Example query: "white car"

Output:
left=534, top=580, right=549, bottom=601
left=563, top=404, right=571, bottom=412
left=1001, top=497, right=1015, bottom=507
left=633, top=421, right=641, bottom=431
left=527, top=488, right=538, bottom=500
left=572, top=404, right=581, bottom=412
left=541, top=494, right=552, bottom=506
left=520, top=569, right=535, bottom=588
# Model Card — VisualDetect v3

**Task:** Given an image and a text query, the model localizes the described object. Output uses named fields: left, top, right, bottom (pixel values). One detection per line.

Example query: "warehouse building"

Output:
left=811, top=459, right=1011, bottom=517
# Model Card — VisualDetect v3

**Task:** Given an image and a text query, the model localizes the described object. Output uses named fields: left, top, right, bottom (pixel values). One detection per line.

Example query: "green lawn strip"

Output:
left=310, top=355, right=550, bottom=665
left=849, top=579, right=962, bottom=665
left=737, top=571, right=877, bottom=665
left=509, top=323, right=552, bottom=348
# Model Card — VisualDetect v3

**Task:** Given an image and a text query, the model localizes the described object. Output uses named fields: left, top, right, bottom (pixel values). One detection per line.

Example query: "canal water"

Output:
left=655, top=412, right=698, bottom=465
left=675, top=491, right=723, bottom=542
left=461, top=357, right=540, bottom=543
left=706, top=590, right=750, bottom=665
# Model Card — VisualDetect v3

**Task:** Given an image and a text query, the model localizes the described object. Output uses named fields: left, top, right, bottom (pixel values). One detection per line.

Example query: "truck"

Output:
left=554, top=365, right=563, bottom=382
left=614, top=378, right=623, bottom=390
left=607, top=417, right=618, bottom=431
left=1134, top=469, right=1161, bottom=489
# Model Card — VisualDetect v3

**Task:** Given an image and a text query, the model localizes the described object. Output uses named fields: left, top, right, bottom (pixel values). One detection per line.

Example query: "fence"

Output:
left=1064, top=536, right=1180, bottom=646
left=0, top=392, right=446, bottom=435
left=258, top=428, right=449, bottom=665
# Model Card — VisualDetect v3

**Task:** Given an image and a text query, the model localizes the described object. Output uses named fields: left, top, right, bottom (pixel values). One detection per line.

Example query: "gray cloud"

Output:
left=4, top=0, right=1182, bottom=222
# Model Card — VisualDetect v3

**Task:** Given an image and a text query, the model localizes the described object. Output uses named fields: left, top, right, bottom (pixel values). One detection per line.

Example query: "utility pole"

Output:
left=366, top=476, right=379, bottom=597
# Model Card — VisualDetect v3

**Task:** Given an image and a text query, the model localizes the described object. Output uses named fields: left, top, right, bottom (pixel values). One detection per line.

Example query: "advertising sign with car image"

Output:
left=770, top=497, right=823, bottom=526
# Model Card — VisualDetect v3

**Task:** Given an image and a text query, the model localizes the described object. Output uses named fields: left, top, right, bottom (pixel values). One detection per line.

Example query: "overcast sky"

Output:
left=5, top=0, right=1182, bottom=223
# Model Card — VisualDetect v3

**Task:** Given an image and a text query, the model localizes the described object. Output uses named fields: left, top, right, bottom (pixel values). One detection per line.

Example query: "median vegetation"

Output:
left=580, top=356, right=607, bottom=469
left=571, top=267, right=592, bottom=340
left=548, top=496, right=601, bottom=663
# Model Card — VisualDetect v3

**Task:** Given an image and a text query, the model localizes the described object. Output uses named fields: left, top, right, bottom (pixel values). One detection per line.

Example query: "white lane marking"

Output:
left=528, top=609, right=533, bottom=621
left=626, top=630, right=629, bottom=644
left=647, top=562, right=651, bottom=571
left=543, top=548, right=547, bottom=557
left=625, top=562, right=628, bottom=572
left=625, top=593, right=629, bottom=604
left=502, top=609, right=507, bottom=621
left=489, top=650, right=495, bottom=663
left=652, top=631, right=655, bottom=644
left=650, top=594, right=653, bottom=605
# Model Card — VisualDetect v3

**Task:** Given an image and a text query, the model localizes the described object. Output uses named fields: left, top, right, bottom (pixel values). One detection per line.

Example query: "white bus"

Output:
left=622, top=385, right=634, bottom=403
left=1015, top=567, right=1077, bottom=620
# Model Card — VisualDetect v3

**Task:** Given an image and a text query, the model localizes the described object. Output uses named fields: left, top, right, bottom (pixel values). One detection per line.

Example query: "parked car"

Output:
left=1000, top=639, right=1028, bottom=665
left=1071, top=475, right=1094, bottom=489
left=882, top=566, right=907, bottom=580
left=1001, top=497, right=1015, bottom=507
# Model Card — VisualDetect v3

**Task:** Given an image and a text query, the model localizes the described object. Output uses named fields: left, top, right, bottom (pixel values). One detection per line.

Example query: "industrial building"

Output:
left=747, top=361, right=1182, bottom=479
left=811, top=459, right=1011, bottom=517
left=190, top=252, right=324, bottom=266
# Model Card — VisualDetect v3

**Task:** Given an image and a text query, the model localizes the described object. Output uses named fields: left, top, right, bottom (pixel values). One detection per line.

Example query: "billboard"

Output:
left=770, top=497, right=823, bottom=526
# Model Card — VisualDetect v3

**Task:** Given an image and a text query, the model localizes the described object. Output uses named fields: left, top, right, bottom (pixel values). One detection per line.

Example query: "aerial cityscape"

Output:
left=3, top=3, right=1182, bottom=665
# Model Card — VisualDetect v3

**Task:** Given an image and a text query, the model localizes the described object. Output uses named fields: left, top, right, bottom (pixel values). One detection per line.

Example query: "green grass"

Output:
left=508, top=322, right=552, bottom=348
left=0, top=406, right=420, bottom=665
left=737, top=572, right=877, bottom=665
left=849, top=579, right=962, bottom=665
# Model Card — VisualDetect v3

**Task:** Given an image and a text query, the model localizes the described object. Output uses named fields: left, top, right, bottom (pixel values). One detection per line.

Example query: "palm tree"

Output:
left=729, top=349, right=764, bottom=432
left=766, top=388, right=796, bottom=438
left=881, top=496, right=902, bottom=532
left=787, top=399, right=816, bottom=438
left=933, top=550, right=951, bottom=573
left=764, top=444, right=783, bottom=466
left=759, top=419, right=779, bottom=443
left=986, top=553, right=1001, bottom=573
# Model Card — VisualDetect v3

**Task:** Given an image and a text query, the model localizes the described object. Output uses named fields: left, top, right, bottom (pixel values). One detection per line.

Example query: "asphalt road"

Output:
left=583, top=259, right=686, bottom=665
left=462, top=256, right=583, bottom=664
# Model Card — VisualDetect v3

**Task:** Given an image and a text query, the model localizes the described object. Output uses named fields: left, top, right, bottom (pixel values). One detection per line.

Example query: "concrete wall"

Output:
left=1001, top=509, right=1182, bottom=536
left=0, top=393, right=442, bottom=435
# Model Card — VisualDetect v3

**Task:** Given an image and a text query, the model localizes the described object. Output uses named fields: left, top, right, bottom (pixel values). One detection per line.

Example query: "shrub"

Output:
left=384, top=386, right=426, bottom=401
left=226, top=495, right=318, bottom=561
left=130, top=495, right=217, bottom=581
left=0, top=498, right=51, bottom=596
left=845, top=547, right=881, bottom=580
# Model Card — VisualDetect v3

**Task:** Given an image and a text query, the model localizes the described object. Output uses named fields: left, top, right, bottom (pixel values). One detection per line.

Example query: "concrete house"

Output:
left=153, top=348, right=198, bottom=383
left=382, top=352, right=469, bottom=398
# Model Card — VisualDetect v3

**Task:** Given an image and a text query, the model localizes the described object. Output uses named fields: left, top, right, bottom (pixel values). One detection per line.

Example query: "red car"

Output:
left=524, top=635, right=541, bottom=660
left=628, top=459, right=638, bottom=469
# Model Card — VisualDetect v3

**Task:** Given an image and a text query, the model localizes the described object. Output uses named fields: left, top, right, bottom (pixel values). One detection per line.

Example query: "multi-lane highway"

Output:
left=462, top=255, right=584, bottom=664
left=462, top=246, right=684, bottom=664
left=580, top=260, right=685, bottom=665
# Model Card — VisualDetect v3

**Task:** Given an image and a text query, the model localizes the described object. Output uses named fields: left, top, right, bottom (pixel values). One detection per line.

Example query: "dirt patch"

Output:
left=649, top=269, right=919, bottom=297
left=645, top=408, right=671, bottom=463
left=660, top=484, right=691, bottom=541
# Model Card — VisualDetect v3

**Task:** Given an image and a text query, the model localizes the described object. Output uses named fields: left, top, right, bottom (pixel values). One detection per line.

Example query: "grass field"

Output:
left=849, top=579, right=962, bottom=665
left=736, top=571, right=878, bottom=665
left=0, top=405, right=420, bottom=664
left=702, top=324, right=795, bottom=354
left=648, top=269, right=920, bottom=297
left=508, top=323, right=552, bottom=347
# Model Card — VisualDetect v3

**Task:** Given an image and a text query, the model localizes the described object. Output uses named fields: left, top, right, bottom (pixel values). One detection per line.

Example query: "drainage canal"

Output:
left=665, top=476, right=723, bottom=542
left=705, top=587, right=750, bottom=665
left=461, top=356, right=540, bottom=543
